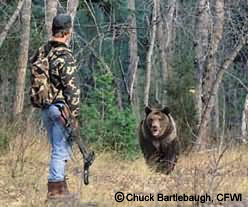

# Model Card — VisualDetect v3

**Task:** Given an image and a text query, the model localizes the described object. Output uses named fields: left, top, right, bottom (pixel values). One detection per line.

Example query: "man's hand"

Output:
left=61, top=103, right=78, bottom=129
left=71, top=118, right=79, bottom=129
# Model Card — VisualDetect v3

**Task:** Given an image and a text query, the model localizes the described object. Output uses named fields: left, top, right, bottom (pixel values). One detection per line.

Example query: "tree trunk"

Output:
left=45, top=0, right=57, bottom=41
left=67, top=0, right=79, bottom=26
left=157, top=0, right=176, bottom=106
left=116, top=80, right=123, bottom=111
left=127, top=0, right=139, bottom=104
left=197, top=0, right=225, bottom=148
left=67, top=0, right=79, bottom=43
left=12, top=0, right=32, bottom=117
left=144, top=0, right=158, bottom=106
left=205, top=0, right=225, bottom=141
left=241, top=94, right=248, bottom=141
left=219, top=86, right=226, bottom=151
left=0, top=0, right=24, bottom=48
left=0, top=73, right=10, bottom=117
left=194, top=0, right=209, bottom=135
left=212, top=92, right=220, bottom=137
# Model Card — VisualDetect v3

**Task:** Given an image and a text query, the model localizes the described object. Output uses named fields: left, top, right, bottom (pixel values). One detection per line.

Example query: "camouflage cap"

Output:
left=52, top=14, right=72, bottom=34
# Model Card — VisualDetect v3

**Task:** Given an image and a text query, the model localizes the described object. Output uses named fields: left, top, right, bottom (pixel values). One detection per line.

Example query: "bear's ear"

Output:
left=161, top=106, right=170, bottom=115
left=145, top=106, right=152, bottom=115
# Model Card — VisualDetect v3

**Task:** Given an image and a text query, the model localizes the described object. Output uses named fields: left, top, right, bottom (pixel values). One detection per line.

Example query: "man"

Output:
left=32, top=14, right=80, bottom=199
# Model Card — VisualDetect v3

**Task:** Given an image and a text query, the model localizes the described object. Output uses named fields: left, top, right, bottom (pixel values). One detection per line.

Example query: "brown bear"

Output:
left=139, top=106, right=179, bottom=174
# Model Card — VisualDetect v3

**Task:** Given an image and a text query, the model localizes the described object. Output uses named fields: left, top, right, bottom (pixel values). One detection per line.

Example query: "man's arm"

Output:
left=59, top=51, right=80, bottom=118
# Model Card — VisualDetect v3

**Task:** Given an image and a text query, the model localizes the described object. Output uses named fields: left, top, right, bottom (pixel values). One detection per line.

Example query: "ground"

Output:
left=0, top=131, right=248, bottom=207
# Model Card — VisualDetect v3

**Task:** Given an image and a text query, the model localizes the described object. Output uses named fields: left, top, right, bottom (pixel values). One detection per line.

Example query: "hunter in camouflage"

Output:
left=31, top=14, right=81, bottom=200
left=31, top=39, right=80, bottom=118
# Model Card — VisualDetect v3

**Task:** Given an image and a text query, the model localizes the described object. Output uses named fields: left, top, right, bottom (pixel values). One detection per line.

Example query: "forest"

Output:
left=1, top=0, right=247, bottom=154
left=0, top=1, right=248, bottom=206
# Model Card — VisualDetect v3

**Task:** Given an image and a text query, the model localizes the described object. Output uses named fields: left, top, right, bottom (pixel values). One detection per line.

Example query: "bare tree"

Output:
left=194, top=0, right=225, bottom=148
left=0, top=0, right=24, bottom=48
left=67, top=0, right=79, bottom=27
left=127, top=0, right=139, bottom=104
left=13, top=0, right=32, bottom=117
left=157, top=0, right=177, bottom=105
left=194, top=0, right=210, bottom=134
left=144, top=0, right=158, bottom=106
left=202, top=0, right=224, bottom=139
left=45, top=0, right=57, bottom=41
left=67, top=0, right=79, bottom=43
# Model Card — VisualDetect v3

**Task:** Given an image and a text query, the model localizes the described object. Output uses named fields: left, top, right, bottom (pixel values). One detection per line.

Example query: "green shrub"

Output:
left=78, top=69, right=139, bottom=159
left=79, top=104, right=139, bottom=158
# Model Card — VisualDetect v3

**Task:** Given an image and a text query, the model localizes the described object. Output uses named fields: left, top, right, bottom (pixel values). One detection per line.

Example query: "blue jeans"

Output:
left=42, top=104, right=72, bottom=182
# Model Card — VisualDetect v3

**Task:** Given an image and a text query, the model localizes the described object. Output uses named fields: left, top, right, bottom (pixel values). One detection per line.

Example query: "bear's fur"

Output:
left=139, top=106, right=179, bottom=174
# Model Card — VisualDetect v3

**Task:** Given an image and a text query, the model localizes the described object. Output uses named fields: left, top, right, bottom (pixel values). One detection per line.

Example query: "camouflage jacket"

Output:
left=31, top=41, right=80, bottom=118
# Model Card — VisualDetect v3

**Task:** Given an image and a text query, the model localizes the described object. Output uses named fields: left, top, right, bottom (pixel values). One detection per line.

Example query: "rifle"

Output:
left=67, top=126, right=95, bottom=185
left=56, top=103, right=95, bottom=185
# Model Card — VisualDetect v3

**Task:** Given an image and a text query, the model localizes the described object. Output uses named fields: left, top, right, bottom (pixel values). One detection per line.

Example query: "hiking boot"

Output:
left=47, top=181, right=76, bottom=200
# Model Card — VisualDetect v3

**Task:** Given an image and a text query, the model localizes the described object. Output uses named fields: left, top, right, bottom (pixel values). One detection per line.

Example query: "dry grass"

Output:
left=0, top=123, right=248, bottom=207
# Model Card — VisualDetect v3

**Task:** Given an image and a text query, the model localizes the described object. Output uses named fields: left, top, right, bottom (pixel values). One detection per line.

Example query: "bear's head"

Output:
left=144, top=106, right=171, bottom=138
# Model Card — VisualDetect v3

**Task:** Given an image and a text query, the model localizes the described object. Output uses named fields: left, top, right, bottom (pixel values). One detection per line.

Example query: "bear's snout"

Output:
left=151, top=121, right=160, bottom=137
left=151, top=123, right=159, bottom=130
left=152, top=125, right=158, bottom=130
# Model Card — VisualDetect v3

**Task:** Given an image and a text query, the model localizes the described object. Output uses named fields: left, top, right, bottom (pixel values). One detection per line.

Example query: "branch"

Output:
left=119, top=56, right=129, bottom=95
left=224, top=71, right=248, bottom=93
left=83, top=0, right=101, bottom=37
left=129, top=57, right=139, bottom=102
left=0, top=0, right=25, bottom=48
left=75, top=33, right=111, bottom=74
left=144, top=0, right=158, bottom=106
